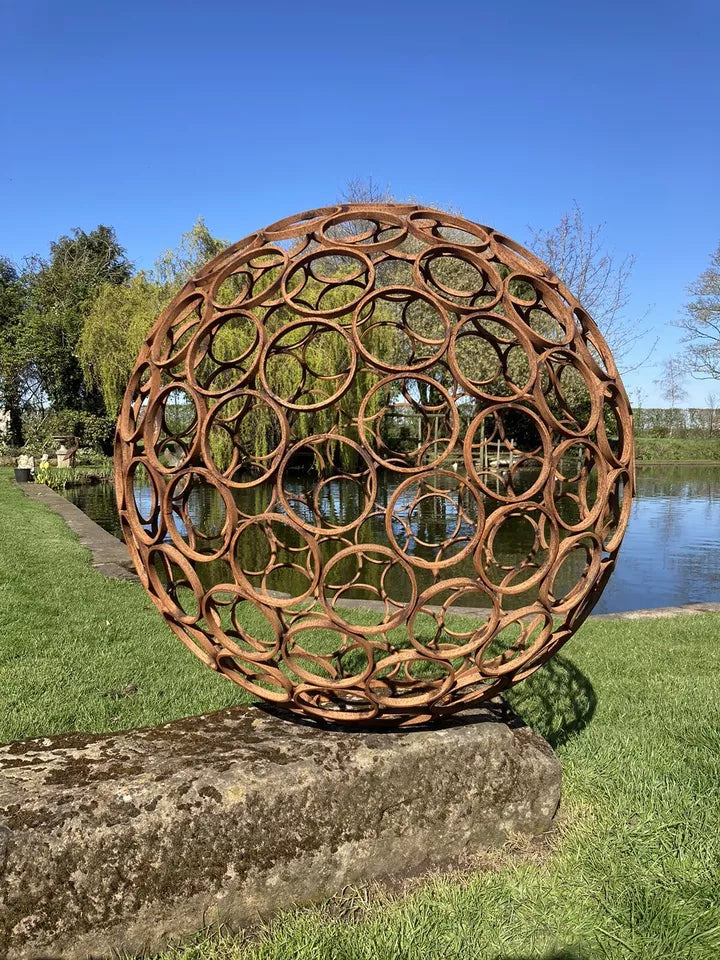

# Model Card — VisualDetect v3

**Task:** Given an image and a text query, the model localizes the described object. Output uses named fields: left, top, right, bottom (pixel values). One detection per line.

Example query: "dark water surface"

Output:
left=64, top=463, right=720, bottom=615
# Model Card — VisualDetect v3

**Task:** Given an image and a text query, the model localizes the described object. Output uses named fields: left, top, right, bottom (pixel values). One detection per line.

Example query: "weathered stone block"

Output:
left=0, top=705, right=561, bottom=959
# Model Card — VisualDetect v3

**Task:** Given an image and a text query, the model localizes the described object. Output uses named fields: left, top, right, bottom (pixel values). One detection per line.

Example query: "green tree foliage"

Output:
left=154, top=217, right=229, bottom=292
left=204, top=280, right=400, bottom=470
left=21, top=407, right=115, bottom=454
left=79, top=219, right=231, bottom=417
left=0, top=258, right=28, bottom=445
left=79, top=273, right=165, bottom=416
left=81, top=222, right=400, bottom=466
left=9, top=201, right=633, bottom=463
left=22, top=226, right=131, bottom=411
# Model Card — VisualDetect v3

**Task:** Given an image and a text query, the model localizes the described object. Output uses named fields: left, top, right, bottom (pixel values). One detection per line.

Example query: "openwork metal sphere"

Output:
left=115, top=204, right=634, bottom=726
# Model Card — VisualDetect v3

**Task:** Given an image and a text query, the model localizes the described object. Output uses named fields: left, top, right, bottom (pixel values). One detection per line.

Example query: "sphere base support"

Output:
left=0, top=703, right=561, bottom=959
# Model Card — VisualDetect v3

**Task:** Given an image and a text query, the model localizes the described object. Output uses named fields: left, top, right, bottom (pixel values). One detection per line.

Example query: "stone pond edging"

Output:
left=591, top=601, right=720, bottom=620
left=19, top=482, right=139, bottom=581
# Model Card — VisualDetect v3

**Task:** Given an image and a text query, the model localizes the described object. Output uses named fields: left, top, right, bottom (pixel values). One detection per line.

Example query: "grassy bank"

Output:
left=0, top=469, right=250, bottom=743
left=1, top=470, right=720, bottom=958
left=635, top=436, right=720, bottom=461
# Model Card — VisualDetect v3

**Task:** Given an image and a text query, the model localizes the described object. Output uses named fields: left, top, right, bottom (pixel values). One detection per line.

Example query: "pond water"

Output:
left=64, top=463, right=720, bottom=615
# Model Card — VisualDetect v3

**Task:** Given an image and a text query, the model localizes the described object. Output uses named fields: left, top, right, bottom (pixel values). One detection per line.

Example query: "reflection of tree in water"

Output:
left=85, top=461, right=602, bottom=607
left=656, top=490, right=681, bottom=543
left=636, top=462, right=719, bottom=499
left=220, top=464, right=599, bottom=607
left=505, top=654, right=596, bottom=749
left=65, top=462, right=720, bottom=617
left=636, top=463, right=719, bottom=563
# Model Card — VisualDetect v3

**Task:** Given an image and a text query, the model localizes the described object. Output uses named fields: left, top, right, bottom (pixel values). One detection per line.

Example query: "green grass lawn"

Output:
left=1, top=468, right=719, bottom=959
left=0, top=469, right=252, bottom=743
left=635, top=436, right=720, bottom=461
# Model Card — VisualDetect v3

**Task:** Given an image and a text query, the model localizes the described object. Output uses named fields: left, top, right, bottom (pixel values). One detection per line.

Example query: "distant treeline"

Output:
left=634, top=408, right=718, bottom=438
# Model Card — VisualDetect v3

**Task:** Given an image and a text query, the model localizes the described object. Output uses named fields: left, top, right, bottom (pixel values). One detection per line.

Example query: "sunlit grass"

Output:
left=148, top=611, right=720, bottom=960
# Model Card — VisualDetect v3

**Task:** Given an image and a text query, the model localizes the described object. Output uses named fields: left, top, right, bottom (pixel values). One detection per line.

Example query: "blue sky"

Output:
left=2, top=0, right=718, bottom=405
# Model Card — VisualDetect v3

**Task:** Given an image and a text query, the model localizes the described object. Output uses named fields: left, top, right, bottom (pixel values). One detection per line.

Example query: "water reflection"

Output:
left=66, top=463, right=720, bottom=614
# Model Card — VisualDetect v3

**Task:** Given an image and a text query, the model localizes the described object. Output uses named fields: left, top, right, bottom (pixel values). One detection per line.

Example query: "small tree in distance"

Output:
left=340, top=176, right=393, bottom=205
left=677, top=241, right=720, bottom=383
left=706, top=392, right=718, bottom=438
left=527, top=202, right=653, bottom=370
left=653, top=357, right=688, bottom=436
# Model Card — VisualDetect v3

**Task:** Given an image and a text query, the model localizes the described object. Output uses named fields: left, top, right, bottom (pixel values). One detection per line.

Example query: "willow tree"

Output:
left=205, top=270, right=401, bottom=471
left=79, top=273, right=166, bottom=415
left=79, top=220, right=230, bottom=416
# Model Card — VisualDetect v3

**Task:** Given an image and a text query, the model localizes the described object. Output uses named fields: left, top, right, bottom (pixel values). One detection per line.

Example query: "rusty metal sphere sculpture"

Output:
left=115, top=204, right=634, bottom=726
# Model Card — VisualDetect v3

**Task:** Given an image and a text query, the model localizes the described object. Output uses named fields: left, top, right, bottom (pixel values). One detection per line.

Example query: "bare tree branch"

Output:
left=339, top=176, right=394, bottom=205
left=676, top=242, right=720, bottom=382
left=527, top=202, right=655, bottom=371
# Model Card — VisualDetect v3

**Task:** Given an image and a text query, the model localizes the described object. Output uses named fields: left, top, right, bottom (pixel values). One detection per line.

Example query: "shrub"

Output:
left=635, top=437, right=720, bottom=461
left=21, top=410, right=115, bottom=456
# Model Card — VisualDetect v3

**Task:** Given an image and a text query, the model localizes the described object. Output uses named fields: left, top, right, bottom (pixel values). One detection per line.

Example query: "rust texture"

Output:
left=114, top=204, right=634, bottom=725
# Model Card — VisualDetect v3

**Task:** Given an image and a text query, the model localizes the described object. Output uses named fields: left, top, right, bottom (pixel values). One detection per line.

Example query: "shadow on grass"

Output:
left=505, top=654, right=597, bottom=749
left=257, top=653, right=595, bottom=746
